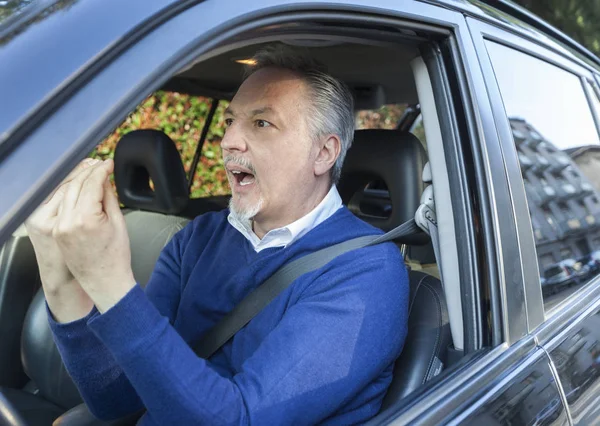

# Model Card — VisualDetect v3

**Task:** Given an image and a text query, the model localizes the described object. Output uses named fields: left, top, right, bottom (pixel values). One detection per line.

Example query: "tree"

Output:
left=514, top=0, right=600, bottom=55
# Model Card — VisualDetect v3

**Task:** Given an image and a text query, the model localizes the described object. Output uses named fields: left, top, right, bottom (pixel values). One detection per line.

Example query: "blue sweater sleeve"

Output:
left=48, top=221, right=193, bottom=419
left=83, top=245, right=408, bottom=425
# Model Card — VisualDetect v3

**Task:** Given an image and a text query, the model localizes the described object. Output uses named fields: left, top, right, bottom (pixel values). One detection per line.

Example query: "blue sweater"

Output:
left=49, top=207, right=409, bottom=425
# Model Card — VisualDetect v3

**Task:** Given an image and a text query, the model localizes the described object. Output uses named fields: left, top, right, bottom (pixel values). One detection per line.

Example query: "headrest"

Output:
left=338, top=129, right=427, bottom=243
left=114, top=130, right=188, bottom=215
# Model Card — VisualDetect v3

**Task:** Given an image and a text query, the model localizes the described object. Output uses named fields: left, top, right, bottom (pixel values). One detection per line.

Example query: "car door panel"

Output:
left=374, top=339, right=566, bottom=425
left=543, top=300, right=600, bottom=424
left=451, top=349, right=569, bottom=425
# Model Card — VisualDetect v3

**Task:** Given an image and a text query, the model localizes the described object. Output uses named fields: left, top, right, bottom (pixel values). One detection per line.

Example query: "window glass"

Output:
left=486, top=41, right=600, bottom=313
left=93, top=92, right=231, bottom=199
left=409, top=115, right=427, bottom=147
left=355, top=104, right=427, bottom=146
left=355, top=104, right=406, bottom=130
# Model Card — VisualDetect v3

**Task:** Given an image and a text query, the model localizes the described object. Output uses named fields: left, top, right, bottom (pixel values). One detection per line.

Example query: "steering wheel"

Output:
left=0, top=392, right=27, bottom=426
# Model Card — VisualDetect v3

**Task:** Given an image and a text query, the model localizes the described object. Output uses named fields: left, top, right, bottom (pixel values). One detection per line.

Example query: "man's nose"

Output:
left=220, top=124, right=247, bottom=153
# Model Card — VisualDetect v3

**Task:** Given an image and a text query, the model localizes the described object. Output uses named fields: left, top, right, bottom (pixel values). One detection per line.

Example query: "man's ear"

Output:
left=314, top=135, right=341, bottom=177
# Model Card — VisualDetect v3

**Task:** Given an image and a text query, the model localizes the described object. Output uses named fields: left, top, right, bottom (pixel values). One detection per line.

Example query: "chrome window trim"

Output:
left=582, top=77, right=600, bottom=137
left=457, top=17, right=533, bottom=344
left=535, top=276, right=600, bottom=348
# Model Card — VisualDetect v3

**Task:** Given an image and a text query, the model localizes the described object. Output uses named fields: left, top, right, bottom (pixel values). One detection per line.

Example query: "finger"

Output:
left=43, top=158, right=100, bottom=205
left=77, top=160, right=115, bottom=216
left=60, top=162, right=104, bottom=215
left=42, top=186, right=65, bottom=218
left=102, top=174, right=121, bottom=218
left=30, top=159, right=99, bottom=224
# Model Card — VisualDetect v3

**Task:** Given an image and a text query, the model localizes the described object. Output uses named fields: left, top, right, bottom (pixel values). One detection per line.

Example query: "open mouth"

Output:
left=231, top=170, right=256, bottom=186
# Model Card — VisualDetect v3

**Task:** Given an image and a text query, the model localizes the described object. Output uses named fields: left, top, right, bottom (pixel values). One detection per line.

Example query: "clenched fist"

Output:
left=52, top=159, right=136, bottom=313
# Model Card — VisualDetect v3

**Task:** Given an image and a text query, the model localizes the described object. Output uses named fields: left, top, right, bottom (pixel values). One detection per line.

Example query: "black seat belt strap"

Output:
left=194, top=218, right=421, bottom=359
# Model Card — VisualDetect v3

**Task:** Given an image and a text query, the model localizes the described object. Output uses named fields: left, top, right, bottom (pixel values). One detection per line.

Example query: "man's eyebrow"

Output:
left=250, top=106, right=275, bottom=116
left=224, top=106, right=279, bottom=119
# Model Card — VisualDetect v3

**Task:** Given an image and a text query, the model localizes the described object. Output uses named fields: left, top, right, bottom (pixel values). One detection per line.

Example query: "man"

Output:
left=25, top=46, right=409, bottom=425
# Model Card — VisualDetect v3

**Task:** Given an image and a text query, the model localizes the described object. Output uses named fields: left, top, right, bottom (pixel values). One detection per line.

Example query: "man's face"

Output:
left=222, top=67, right=317, bottom=225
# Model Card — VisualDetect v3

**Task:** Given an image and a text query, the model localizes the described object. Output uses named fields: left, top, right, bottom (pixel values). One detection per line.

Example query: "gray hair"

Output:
left=244, top=45, right=355, bottom=185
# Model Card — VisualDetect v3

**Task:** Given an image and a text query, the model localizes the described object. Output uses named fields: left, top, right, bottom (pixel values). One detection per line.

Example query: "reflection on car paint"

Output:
left=548, top=314, right=600, bottom=424
left=0, top=0, right=79, bottom=46
left=460, top=353, right=568, bottom=425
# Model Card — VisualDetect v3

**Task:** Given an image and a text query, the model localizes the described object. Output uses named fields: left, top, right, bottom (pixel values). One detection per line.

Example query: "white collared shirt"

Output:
left=227, top=185, right=343, bottom=252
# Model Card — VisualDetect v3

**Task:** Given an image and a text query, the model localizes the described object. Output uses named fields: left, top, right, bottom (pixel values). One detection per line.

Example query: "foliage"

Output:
left=93, top=93, right=406, bottom=199
left=0, top=0, right=78, bottom=45
left=356, top=104, right=407, bottom=130
left=92, top=91, right=231, bottom=198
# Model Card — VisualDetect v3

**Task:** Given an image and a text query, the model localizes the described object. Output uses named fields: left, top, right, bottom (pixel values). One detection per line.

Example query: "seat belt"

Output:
left=194, top=218, right=423, bottom=359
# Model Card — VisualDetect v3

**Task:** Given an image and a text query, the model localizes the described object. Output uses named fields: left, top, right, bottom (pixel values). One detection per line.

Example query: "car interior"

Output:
left=0, top=32, right=465, bottom=425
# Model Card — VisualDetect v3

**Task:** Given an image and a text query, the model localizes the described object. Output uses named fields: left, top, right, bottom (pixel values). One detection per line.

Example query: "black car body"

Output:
left=2, top=0, right=600, bottom=425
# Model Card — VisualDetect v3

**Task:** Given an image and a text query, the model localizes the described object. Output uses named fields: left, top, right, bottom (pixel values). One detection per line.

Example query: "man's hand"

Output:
left=53, top=159, right=136, bottom=313
left=25, top=159, right=100, bottom=322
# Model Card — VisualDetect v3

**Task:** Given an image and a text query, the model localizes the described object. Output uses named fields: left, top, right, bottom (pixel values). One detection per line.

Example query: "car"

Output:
left=544, top=258, right=591, bottom=294
left=579, top=250, right=600, bottom=274
left=2, top=0, right=600, bottom=425
left=562, top=258, right=592, bottom=282
left=542, top=262, right=575, bottom=294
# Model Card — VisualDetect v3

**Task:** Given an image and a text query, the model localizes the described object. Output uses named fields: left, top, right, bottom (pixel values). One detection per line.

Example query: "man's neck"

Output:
left=252, top=180, right=331, bottom=239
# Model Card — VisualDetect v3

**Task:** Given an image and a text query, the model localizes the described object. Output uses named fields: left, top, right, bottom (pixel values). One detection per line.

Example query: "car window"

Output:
left=355, top=104, right=406, bottom=130
left=486, top=40, right=600, bottom=313
left=92, top=91, right=231, bottom=199
left=355, top=104, right=427, bottom=148
left=409, top=114, right=427, bottom=147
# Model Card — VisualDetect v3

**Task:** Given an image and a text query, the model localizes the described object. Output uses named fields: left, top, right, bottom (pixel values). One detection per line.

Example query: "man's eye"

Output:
left=255, top=119, right=271, bottom=128
left=225, top=118, right=233, bottom=126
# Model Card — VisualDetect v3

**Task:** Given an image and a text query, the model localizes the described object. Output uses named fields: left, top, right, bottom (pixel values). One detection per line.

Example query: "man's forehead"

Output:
left=230, top=68, right=308, bottom=110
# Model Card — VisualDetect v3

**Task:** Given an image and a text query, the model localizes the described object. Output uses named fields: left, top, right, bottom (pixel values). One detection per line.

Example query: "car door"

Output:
left=468, top=12, right=600, bottom=426
left=0, top=0, right=571, bottom=424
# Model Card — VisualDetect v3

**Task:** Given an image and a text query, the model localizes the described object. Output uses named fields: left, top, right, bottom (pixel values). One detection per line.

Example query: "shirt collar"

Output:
left=228, top=185, right=342, bottom=252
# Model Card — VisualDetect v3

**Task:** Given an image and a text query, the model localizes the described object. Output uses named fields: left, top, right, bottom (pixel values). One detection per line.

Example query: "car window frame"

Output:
left=583, top=78, right=600, bottom=137
left=468, top=17, right=600, bottom=341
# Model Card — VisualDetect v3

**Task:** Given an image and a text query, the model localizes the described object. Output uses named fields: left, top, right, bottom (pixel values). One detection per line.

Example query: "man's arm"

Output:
left=48, top=244, right=185, bottom=419
left=84, top=248, right=408, bottom=425
left=49, top=213, right=192, bottom=419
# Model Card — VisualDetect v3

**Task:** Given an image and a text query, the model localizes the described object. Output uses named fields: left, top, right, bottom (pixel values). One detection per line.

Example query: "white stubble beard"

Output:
left=228, top=190, right=265, bottom=223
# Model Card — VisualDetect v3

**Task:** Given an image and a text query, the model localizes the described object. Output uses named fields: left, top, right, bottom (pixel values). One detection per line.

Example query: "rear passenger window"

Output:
left=356, top=104, right=407, bottom=130
left=94, top=92, right=231, bottom=199
left=486, top=41, right=600, bottom=312
left=356, top=104, right=427, bottom=146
